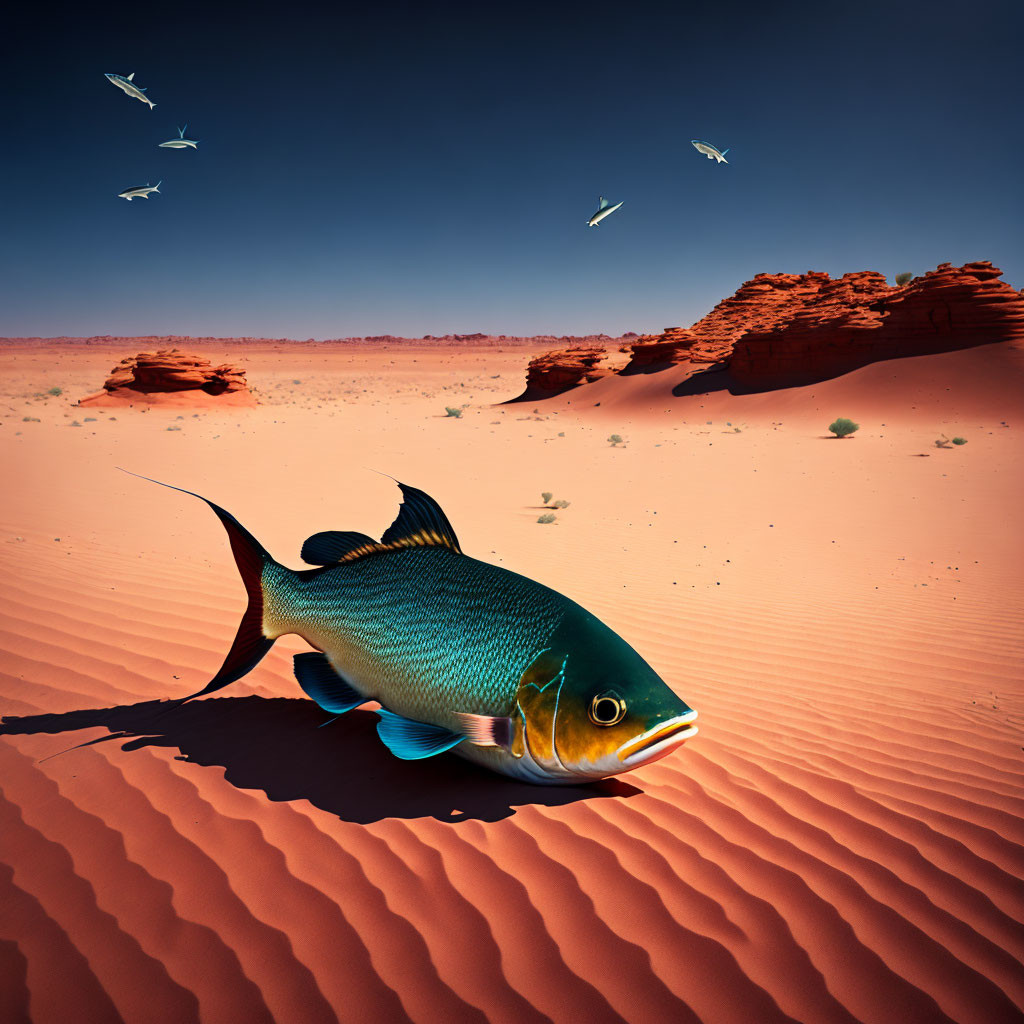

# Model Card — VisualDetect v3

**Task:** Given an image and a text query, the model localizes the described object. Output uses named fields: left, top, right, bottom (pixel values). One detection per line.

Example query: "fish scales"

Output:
left=265, top=548, right=564, bottom=727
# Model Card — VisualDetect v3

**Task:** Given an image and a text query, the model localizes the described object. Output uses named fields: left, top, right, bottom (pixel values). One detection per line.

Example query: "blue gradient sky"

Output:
left=2, top=1, right=1022, bottom=338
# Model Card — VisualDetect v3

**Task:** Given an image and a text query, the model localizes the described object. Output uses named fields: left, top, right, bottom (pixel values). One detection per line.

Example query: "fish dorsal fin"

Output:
left=301, top=530, right=379, bottom=566
left=380, top=482, right=462, bottom=554
left=599, top=196, right=609, bottom=210
left=301, top=482, right=462, bottom=566
left=127, top=72, right=135, bottom=81
left=180, top=124, right=187, bottom=137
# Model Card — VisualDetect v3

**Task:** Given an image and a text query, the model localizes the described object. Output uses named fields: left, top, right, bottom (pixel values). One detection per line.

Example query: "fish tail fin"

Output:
left=119, top=469, right=277, bottom=702
left=154, top=180, right=162, bottom=190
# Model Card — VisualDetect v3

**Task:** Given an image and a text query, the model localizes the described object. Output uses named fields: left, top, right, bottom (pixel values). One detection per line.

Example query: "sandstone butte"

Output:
left=521, top=261, right=1024, bottom=395
left=78, top=349, right=256, bottom=407
left=519, top=346, right=618, bottom=398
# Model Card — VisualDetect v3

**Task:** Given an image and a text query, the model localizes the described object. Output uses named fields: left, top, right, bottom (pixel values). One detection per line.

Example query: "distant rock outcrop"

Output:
left=79, top=349, right=255, bottom=406
left=623, top=328, right=699, bottom=370
left=520, top=347, right=612, bottom=397
left=515, top=261, right=1024, bottom=397
left=729, top=261, right=1024, bottom=385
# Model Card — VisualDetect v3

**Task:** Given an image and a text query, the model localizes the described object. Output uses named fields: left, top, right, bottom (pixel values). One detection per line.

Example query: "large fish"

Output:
left=132, top=474, right=698, bottom=784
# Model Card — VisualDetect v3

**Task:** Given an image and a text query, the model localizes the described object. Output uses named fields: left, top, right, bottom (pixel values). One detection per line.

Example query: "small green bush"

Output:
left=952, top=437, right=967, bottom=445
left=445, top=406, right=463, bottom=418
left=22, top=416, right=40, bottom=422
left=541, top=491, right=553, bottom=503
left=537, top=513, right=556, bottom=524
left=47, top=386, right=63, bottom=396
left=828, top=417, right=859, bottom=438
left=895, top=272, right=913, bottom=287
left=608, top=434, right=624, bottom=446
left=552, top=499, right=570, bottom=509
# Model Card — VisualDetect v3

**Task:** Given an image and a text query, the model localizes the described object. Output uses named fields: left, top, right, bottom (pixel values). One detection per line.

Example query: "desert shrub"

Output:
left=935, top=435, right=951, bottom=448
left=537, top=513, right=556, bottom=524
left=552, top=499, right=571, bottom=509
left=895, top=272, right=913, bottom=287
left=541, top=491, right=553, bottom=503
left=952, top=437, right=967, bottom=445
left=445, top=406, right=463, bottom=418
left=828, top=418, right=859, bottom=438
left=22, top=416, right=39, bottom=422
left=608, top=434, right=624, bottom=446
left=47, top=386, right=63, bottom=396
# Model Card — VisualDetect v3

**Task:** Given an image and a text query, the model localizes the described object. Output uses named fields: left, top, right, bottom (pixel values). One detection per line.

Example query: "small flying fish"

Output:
left=691, top=140, right=729, bottom=164
left=159, top=125, right=198, bottom=149
left=118, top=181, right=161, bottom=201
left=587, top=196, right=624, bottom=227
left=105, top=72, right=155, bottom=110
left=127, top=472, right=699, bottom=784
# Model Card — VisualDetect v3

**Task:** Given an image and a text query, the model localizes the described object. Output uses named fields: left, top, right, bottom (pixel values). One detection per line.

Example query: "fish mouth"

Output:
left=618, top=710, right=698, bottom=765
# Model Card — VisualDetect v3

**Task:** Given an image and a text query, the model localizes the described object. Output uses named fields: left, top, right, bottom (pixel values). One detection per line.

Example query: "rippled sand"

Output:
left=2, top=338, right=1022, bottom=1023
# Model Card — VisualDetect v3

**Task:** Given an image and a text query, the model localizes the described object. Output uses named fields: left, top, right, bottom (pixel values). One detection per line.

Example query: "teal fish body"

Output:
left=133, top=474, right=698, bottom=784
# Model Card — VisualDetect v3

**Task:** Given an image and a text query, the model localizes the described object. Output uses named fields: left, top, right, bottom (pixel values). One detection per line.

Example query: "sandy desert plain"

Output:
left=1, top=334, right=1022, bottom=1024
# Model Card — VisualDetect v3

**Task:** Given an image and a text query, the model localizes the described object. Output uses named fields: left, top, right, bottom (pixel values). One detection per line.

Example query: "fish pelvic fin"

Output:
left=119, top=469, right=277, bottom=702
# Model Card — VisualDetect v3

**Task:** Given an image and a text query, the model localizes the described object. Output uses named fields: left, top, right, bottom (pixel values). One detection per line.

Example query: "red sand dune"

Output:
left=1, top=337, right=1022, bottom=1023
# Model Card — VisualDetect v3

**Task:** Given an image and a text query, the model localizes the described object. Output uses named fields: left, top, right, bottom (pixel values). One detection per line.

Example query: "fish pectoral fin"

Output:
left=293, top=652, right=366, bottom=713
left=453, top=712, right=513, bottom=749
left=375, top=709, right=464, bottom=760
left=300, top=530, right=379, bottom=566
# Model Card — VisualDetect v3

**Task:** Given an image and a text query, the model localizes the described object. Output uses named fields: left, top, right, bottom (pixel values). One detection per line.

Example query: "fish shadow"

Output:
left=0, top=697, right=640, bottom=825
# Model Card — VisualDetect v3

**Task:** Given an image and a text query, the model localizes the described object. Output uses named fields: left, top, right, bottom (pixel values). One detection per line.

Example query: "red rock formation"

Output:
left=624, top=328, right=699, bottom=370
left=79, top=349, right=255, bottom=406
left=729, top=262, right=1024, bottom=385
left=519, top=346, right=611, bottom=397
left=686, top=271, right=833, bottom=364
left=510, top=260, right=1023, bottom=398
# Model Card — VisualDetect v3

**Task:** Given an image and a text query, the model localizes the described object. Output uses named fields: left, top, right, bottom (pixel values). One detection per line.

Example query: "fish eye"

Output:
left=589, top=692, right=626, bottom=727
